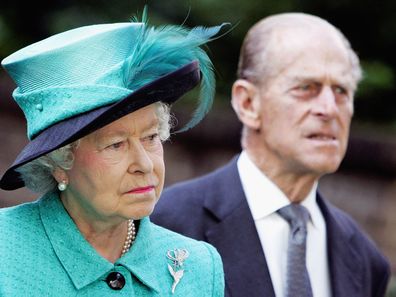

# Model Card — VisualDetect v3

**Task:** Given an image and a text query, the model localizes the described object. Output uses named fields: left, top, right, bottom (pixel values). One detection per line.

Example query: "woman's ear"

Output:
left=231, top=79, right=261, bottom=130
left=52, top=167, right=68, bottom=185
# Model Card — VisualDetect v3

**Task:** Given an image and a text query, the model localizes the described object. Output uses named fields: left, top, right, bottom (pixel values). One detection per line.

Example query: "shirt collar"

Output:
left=300, top=182, right=321, bottom=229
left=237, top=151, right=320, bottom=228
left=39, top=193, right=160, bottom=292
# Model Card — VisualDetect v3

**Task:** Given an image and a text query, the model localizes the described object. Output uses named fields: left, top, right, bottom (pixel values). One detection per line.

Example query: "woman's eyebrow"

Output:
left=141, top=118, right=160, bottom=132
left=94, top=130, right=129, bottom=144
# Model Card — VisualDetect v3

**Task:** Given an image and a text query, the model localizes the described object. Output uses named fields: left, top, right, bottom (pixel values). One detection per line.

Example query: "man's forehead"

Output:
left=267, top=23, right=346, bottom=56
left=263, top=27, right=356, bottom=82
left=258, top=13, right=338, bottom=38
left=273, top=55, right=357, bottom=90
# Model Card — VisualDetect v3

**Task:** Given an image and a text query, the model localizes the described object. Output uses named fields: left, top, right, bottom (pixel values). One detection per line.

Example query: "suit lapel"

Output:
left=317, top=194, right=363, bottom=297
left=204, top=158, right=275, bottom=297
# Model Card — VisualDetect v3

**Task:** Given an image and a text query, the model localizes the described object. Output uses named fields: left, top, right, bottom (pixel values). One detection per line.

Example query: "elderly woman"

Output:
left=0, top=13, right=225, bottom=296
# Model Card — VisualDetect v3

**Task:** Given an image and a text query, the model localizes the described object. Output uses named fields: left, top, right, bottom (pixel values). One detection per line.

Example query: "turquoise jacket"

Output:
left=0, top=193, right=224, bottom=296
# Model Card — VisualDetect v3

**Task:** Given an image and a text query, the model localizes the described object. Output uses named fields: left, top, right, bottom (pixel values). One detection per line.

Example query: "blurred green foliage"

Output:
left=360, top=61, right=395, bottom=96
left=388, top=277, right=396, bottom=297
left=0, top=0, right=395, bottom=124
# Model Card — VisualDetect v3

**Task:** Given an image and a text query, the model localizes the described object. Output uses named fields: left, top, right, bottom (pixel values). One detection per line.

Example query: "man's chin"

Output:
left=300, top=155, right=343, bottom=176
left=311, top=162, right=342, bottom=176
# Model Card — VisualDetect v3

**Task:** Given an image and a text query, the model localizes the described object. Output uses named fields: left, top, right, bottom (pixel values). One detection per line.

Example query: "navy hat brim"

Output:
left=0, top=61, right=200, bottom=190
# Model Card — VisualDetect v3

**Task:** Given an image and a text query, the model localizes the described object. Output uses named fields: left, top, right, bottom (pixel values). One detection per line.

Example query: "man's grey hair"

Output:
left=17, top=102, right=172, bottom=194
left=237, top=13, right=362, bottom=87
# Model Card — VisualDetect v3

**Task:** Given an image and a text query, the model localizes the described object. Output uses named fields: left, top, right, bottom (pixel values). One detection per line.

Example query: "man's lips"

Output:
left=306, top=132, right=336, bottom=141
left=126, top=186, right=155, bottom=194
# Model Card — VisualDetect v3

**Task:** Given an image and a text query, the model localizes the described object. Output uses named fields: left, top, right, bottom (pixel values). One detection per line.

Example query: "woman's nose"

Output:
left=127, top=142, right=154, bottom=174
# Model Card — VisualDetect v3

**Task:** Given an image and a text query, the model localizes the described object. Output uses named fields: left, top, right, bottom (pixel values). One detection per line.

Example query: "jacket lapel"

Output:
left=203, top=158, right=275, bottom=297
left=317, top=194, right=363, bottom=297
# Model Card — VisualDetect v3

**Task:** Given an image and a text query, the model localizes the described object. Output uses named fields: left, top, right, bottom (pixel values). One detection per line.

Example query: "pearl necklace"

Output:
left=121, top=219, right=136, bottom=257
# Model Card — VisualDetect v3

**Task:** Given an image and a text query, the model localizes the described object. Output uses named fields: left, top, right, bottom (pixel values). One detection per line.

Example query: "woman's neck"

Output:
left=60, top=193, right=129, bottom=263
left=81, top=220, right=128, bottom=263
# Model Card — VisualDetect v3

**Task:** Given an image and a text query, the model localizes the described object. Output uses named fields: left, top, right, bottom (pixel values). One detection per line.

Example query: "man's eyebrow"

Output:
left=289, top=75, right=355, bottom=88
left=289, top=76, right=320, bottom=83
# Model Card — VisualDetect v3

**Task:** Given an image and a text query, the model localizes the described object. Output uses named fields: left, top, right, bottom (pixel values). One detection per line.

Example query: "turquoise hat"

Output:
left=0, top=16, right=225, bottom=190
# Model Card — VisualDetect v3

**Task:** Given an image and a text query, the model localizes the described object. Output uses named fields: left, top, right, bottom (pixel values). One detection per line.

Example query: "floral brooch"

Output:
left=167, top=249, right=189, bottom=294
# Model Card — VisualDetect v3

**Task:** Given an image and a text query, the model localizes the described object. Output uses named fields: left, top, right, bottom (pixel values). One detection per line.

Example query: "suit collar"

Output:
left=203, top=157, right=276, bottom=297
left=317, top=193, right=363, bottom=297
left=39, top=193, right=161, bottom=292
left=203, top=156, right=245, bottom=220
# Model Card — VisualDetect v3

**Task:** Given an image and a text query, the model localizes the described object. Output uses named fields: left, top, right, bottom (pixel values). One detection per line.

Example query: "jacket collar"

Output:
left=203, top=156, right=245, bottom=220
left=118, top=216, right=161, bottom=292
left=203, top=157, right=276, bottom=297
left=39, top=193, right=161, bottom=292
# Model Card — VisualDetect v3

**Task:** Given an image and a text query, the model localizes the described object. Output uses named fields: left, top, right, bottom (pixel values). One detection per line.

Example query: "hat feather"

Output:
left=121, top=16, right=226, bottom=131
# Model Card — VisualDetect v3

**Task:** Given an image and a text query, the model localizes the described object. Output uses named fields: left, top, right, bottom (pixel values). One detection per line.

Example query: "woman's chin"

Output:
left=123, top=204, right=156, bottom=220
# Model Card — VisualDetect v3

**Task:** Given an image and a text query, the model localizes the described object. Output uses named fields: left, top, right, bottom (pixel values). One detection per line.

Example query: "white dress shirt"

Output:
left=237, top=151, right=331, bottom=297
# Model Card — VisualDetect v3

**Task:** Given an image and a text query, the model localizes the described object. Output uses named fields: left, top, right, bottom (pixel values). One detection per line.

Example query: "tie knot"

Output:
left=277, top=203, right=310, bottom=228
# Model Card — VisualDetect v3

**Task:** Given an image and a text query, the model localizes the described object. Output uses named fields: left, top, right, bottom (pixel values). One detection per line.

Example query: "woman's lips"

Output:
left=127, top=186, right=155, bottom=194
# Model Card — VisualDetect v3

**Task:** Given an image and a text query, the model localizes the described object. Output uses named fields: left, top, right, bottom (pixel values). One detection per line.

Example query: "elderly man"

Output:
left=152, top=13, right=390, bottom=297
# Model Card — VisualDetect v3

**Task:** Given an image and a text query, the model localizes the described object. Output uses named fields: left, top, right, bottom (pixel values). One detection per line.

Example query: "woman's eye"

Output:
left=147, top=133, right=159, bottom=141
left=142, top=133, right=160, bottom=146
left=107, top=141, right=124, bottom=150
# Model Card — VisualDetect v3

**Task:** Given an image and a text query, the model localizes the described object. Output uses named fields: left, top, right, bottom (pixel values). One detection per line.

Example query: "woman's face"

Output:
left=61, top=104, right=165, bottom=223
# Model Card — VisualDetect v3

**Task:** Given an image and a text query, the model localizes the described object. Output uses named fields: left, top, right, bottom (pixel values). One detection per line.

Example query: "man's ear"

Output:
left=231, top=79, right=261, bottom=130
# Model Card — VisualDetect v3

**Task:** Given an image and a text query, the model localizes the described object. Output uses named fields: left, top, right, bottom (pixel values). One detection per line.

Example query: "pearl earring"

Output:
left=58, top=181, right=67, bottom=191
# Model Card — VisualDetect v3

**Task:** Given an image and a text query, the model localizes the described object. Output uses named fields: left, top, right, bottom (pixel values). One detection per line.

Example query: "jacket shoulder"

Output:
left=0, top=200, right=41, bottom=233
left=0, top=199, right=58, bottom=295
left=157, top=158, right=238, bottom=208
left=167, top=161, right=234, bottom=196
left=152, top=159, right=239, bottom=236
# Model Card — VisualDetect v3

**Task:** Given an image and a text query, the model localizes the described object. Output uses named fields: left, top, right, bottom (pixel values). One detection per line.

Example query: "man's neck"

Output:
left=245, top=150, right=319, bottom=203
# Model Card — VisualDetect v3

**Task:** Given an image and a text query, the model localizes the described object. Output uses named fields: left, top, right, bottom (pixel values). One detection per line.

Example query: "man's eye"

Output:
left=334, top=86, right=347, bottom=94
left=300, top=84, right=311, bottom=90
left=298, top=83, right=317, bottom=92
left=291, top=83, right=320, bottom=98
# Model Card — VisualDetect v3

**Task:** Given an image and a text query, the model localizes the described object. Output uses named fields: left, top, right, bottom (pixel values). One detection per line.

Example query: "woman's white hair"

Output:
left=17, top=102, right=173, bottom=194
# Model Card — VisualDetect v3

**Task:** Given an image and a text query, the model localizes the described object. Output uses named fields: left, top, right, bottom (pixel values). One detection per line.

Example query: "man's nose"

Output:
left=312, top=86, right=338, bottom=119
left=127, top=142, right=154, bottom=174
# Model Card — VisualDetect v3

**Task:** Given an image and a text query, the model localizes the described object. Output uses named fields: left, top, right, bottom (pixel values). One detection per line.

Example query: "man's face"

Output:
left=255, top=31, right=356, bottom=178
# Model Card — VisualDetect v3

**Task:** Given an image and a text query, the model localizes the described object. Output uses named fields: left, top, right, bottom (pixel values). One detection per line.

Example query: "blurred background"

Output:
left=0, top=0, right=395, bottom=294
